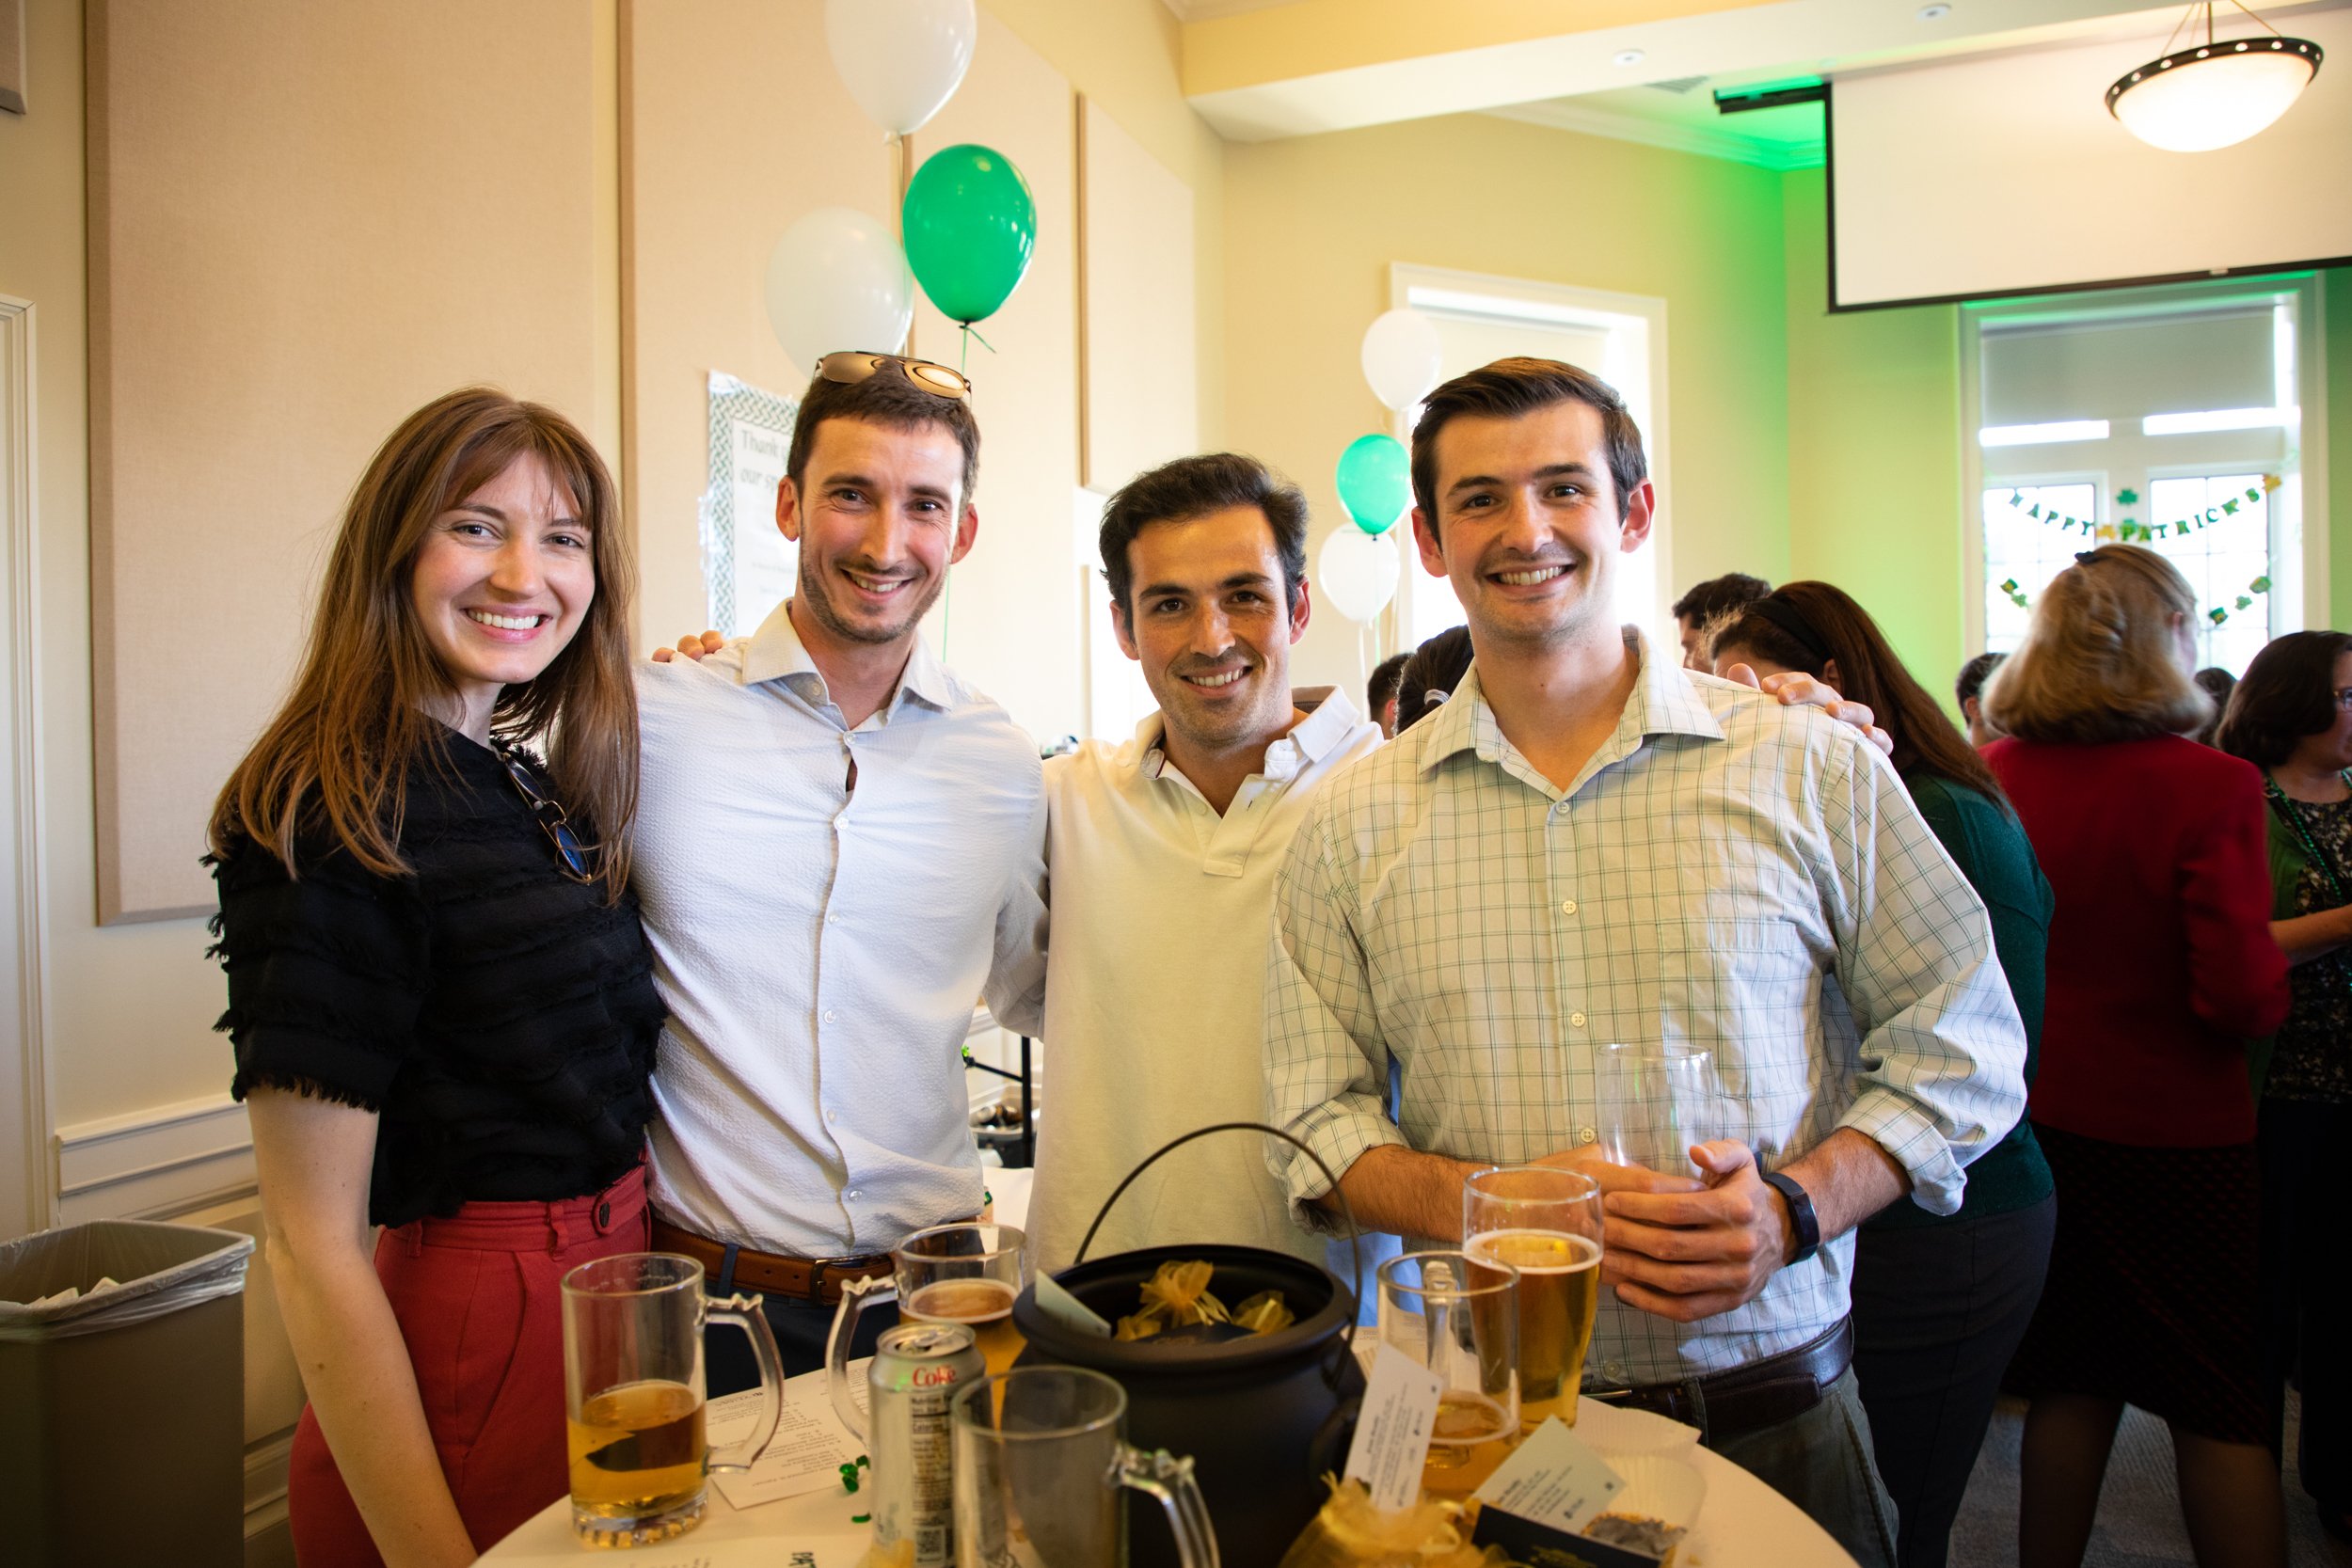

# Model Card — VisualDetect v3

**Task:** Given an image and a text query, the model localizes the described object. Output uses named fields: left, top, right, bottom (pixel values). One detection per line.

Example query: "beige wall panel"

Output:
left=622, top=0, right=892, bottom=648
left=906, top=14, right=1080, bottom=743
left=87, top=0, right=600, bottom=921
left=1081, top=100, right=1198, bottom=494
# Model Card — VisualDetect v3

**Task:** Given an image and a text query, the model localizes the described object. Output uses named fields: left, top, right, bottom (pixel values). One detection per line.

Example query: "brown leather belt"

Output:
left=1588, top=1317, right=1854, bottom=1442
left=650, top=1217, right=892, bottom=1307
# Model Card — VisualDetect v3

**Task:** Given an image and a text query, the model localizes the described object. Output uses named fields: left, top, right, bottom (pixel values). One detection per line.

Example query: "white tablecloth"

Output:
left=483, top=1375, right=1857, bottom=1566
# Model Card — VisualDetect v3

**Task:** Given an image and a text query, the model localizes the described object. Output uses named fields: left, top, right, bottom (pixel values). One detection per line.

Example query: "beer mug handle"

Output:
left=704, top=1291, right=785, bottom=1475
left=1112, top=1445, right=1222, bottom=1568
left=825, top=1273, right=898, bottom=1443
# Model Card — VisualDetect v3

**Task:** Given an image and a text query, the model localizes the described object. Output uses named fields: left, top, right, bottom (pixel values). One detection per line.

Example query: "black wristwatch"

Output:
left=1760, top=1170, right=1820, bottom=1267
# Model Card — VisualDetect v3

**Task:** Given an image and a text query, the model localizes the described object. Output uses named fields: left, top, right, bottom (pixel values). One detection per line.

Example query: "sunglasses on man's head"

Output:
left=814, top=352, right=972, bottom=402
left=491, top=741, right=597, bottom=883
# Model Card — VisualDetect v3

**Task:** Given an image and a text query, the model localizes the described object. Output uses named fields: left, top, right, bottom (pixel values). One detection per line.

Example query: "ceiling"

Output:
left=1160, top=0, right=2347, bottom=165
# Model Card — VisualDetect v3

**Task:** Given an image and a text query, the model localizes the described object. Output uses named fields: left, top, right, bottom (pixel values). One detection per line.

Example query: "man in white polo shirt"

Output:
left=632, top=354, right=1046, bottom=1373
left=1011, top=454, right=1384, bottom=1275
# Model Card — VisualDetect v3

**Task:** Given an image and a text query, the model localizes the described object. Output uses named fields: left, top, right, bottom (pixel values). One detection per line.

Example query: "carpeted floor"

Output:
left=1947, top=1392, right=2347, bottom=1567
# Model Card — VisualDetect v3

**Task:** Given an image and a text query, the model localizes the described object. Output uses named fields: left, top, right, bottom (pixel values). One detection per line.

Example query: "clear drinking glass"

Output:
left=1595, top=1041, right=1719, bottom=1174
left=1376, top=1249, right=1521, bottom=1496
left=1462, top=1165, right=1603, bottom=1429
left=951, top=1365, right=1218, bottom=1568
left=560, top=1253, right=784, bottom=1546
left=828, top=1222, right=1030, bottom=1439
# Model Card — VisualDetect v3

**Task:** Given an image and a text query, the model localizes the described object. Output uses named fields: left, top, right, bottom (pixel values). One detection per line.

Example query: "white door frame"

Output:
left=0, top=294, right=55, bottom=1240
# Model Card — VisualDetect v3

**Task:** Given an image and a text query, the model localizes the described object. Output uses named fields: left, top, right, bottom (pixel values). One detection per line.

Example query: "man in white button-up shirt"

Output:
left=1005, top=454, right=1385, bottom=1276
left=631, top=356, right=1047, bottom=1371
left=1266, top=358, right=2027, bottom=1567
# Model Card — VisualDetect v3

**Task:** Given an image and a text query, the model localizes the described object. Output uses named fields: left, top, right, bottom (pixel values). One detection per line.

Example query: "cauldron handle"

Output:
left=1071, top=1121, right=1365, bottom=1360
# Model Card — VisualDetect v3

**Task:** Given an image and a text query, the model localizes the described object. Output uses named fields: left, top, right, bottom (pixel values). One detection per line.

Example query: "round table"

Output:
left=481, top=1386, right=1858, bottom=1567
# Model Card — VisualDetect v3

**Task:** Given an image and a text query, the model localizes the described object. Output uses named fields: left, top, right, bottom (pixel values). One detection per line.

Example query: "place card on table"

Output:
left=1343, top=1342, right=1443, bottom=1512
left=707, top=1366, right=866, bottom=1511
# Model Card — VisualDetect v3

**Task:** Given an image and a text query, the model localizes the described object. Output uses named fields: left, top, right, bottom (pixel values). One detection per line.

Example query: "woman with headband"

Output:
left=1710, top=580, right=2054, bottom=1568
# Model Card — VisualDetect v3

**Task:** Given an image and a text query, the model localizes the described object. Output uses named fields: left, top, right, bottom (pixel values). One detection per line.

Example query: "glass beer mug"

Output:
left=560, top=1253, right=784, bottom=1546
left=951, top=1366, right=1218, bottom=1568
left=828, top=1222, right=1030, bottom=1435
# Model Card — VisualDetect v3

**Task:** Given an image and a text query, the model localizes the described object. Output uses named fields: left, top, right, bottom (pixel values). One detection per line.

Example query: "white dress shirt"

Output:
left=1266, top=630, right=2028, bottom=1384
left=634, top=601, right=1047, bottom=1257
left=1019, top=689, right=1384, bottom=1275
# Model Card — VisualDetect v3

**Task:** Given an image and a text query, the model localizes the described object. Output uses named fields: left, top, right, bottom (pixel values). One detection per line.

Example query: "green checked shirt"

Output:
left=1263, top=628, right=2028, bottom=1384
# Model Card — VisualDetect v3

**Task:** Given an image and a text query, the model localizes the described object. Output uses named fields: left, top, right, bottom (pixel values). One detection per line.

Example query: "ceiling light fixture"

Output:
left=2107, top=2, right=2322, bottom=152
left=1613, top=49, right=1645, bottom=68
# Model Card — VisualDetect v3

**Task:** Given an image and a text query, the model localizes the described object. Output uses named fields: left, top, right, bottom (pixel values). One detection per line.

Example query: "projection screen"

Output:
left=1828, top=6, right=2352, bottom=310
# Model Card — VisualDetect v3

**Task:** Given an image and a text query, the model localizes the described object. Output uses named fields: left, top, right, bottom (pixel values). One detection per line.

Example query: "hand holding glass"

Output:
left=1463, top=1165, right=1603, bottom=1428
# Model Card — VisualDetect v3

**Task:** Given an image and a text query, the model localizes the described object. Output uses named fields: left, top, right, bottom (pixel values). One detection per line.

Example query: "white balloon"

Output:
left=763, top=207, right=914, bottom=375
left=1360, top=309, right=1444, bottom=412
left=1317, top=528, right=1400, bottom=625
left=825, top=0, right=977, bottom=135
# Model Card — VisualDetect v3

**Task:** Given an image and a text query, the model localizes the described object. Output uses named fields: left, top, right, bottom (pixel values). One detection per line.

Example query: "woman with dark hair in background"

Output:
left=209, top=388, right=664, bottom=1566
left=1711, top=581, right=2054, bottom=1568
left=2217, top=630, right=2352, bottom=1543
left=1981, top=545, right=2289, bottom=1568
left=1392, top=624, right=1474, bottom=732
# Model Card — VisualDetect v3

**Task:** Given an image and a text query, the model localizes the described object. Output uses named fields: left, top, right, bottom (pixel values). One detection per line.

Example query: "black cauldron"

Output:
left=1009, top=1125, right=1367, bottom=1568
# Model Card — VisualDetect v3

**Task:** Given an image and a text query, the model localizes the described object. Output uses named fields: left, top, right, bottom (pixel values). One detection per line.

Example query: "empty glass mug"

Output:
left=828, top=1222, right=1030, bottom=1435
left=951, top=1366, right=1218, bottom=1568
left=560, top=1252, right=784, bottom=1546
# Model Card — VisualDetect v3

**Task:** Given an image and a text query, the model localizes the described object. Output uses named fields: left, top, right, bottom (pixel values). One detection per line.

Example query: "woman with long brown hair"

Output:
left=209, top=388, right=663, bottom=1565
left=1981, top=545, right=2288, bottom=1568
left=1710, top=580, right=2054, bottom=1568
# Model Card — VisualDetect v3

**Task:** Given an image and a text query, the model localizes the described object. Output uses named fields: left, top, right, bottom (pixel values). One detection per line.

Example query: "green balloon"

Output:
left=1336, top=434, right=1409, bottom=535
left=902, top=144, right=1037, bottom=325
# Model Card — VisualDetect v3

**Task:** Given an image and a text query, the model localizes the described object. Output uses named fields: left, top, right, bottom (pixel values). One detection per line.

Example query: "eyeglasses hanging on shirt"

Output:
left=492, top=740, right=598, bottom=883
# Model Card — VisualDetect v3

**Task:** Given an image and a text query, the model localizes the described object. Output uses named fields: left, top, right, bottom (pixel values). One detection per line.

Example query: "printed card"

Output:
left=1343, top=1343, right=1444, bottom=1513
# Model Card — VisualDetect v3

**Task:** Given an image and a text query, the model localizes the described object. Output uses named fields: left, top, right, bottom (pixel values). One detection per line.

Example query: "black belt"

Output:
left=1588, top=1317, right=1853, bottom=1442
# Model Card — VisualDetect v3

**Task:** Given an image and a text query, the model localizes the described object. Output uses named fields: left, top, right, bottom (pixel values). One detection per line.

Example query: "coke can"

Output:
left=866, top=1321, right=986, bottom=1568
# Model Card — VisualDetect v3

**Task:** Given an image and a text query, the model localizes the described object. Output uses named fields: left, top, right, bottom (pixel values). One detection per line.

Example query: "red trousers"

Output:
left=288, top=1165, right=650, bottom=1565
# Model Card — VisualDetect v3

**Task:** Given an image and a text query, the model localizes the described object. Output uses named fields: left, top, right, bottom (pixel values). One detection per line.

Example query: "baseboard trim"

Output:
left=56, top=1092, right=255, bottom=1223
left=245, top=1427, right=293, bottom=1531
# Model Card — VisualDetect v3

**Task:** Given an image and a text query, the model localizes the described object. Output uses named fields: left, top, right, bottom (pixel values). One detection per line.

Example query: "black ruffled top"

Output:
left=209, top=731, right=664, bottom=1228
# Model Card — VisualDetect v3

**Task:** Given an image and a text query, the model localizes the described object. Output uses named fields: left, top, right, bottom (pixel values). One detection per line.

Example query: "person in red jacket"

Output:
left=1982, top=545, right=2291, bottom=1568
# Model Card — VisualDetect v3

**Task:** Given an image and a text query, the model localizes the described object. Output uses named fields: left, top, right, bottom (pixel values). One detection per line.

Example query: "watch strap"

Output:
left=1760, top=1169, right=1820, bottom=1267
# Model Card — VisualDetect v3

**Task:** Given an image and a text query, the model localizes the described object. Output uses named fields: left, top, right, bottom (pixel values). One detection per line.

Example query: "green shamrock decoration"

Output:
left=2117, top=487, right=2139, bottom=505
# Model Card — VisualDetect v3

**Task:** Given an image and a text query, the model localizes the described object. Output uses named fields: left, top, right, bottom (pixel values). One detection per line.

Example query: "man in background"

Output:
left=1956, top=651, right=2005, bottom=747
left=1673, top=571, right=1771, bottom=670
left=1266, top=358, right=2026, bottom=1567
left=1368, top=652, right=1409, bottom=738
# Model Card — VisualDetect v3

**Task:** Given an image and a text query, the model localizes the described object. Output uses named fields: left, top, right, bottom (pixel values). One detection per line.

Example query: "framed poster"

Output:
left=703, top=371, right=800, bottom=636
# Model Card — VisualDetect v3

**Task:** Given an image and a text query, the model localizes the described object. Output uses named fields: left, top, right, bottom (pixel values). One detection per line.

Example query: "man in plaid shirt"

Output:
left=1265, top=358, right=2027, bottom=1567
